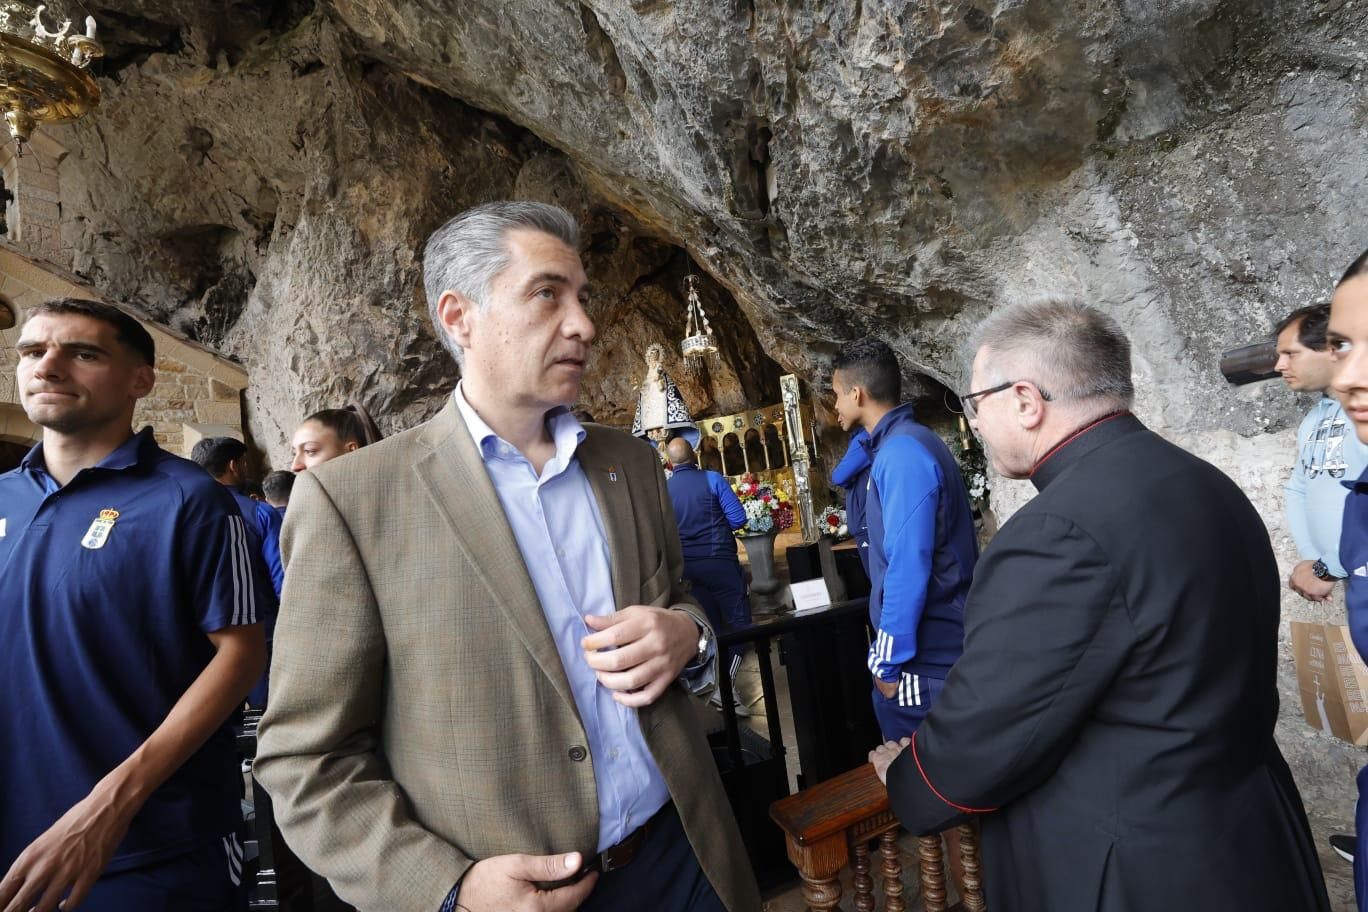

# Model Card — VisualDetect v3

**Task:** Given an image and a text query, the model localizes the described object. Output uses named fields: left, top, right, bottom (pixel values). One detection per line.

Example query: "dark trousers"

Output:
left=1356, top=763, right=1368, bottom=911
left=580, top=803, right=725, bottom=912
left=872, top=671, right=946, bottom=741
left=683, top=556, right=750, bottom=672
left=82, top=836, right=248, bottom=912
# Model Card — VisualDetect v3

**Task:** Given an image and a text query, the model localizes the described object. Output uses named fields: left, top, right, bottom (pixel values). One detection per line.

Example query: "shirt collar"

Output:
left=1028, top=411, right=1138, bottom=491
left=19, top=426, right=158, bottom=478
left=452, top=382, right=586, bottom=466
left=868, top=403, right=915, bottom=447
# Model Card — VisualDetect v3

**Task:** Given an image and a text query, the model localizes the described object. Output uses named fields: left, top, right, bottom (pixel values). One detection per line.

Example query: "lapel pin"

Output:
left=608, top=466, right=618, bottom=482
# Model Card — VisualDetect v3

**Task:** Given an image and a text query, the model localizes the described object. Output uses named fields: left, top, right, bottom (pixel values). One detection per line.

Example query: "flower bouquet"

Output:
left=733, top=473, right=796, bottom=535
left=820, top=504, right=849, bottom=539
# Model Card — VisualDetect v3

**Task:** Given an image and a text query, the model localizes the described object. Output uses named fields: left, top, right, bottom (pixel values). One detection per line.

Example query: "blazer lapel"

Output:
left=577, top=430, right=640, bottom=610
left=411, top=399, right=580, bottom=720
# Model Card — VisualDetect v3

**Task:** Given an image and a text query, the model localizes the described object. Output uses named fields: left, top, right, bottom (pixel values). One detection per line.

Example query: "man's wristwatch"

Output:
left=694, top=621, right=712, bottom=664
left=1312, top=559, right=1343, bottom=582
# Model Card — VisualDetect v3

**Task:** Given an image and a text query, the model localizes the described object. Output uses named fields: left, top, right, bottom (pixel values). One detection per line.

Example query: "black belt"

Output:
left=584, top=802, right=673, bottom=874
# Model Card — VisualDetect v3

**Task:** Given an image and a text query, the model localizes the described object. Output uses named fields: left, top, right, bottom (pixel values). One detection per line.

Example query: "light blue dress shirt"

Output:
left=453, top=384, right=672, bottom=853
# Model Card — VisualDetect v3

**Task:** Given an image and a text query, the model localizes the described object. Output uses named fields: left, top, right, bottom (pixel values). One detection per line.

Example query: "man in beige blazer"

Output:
left=255, top=201, right=762, bottom=912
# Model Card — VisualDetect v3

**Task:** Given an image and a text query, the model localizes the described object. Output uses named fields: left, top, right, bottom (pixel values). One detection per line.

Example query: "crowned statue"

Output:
left=631, top=343, right=700, bottom=456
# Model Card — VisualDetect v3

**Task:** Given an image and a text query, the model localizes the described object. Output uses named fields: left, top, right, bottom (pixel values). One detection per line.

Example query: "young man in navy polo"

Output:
left=0, top=298, right=269, bottom=912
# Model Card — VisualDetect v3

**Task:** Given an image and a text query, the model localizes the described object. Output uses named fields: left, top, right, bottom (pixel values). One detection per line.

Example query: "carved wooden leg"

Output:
left=799, top=872, right=843, bottom=912
left=880, top=829, right=908, bottom=912
left=916, top=833, right=946, bottom=912
left=785, top=833, right=847, bottom=912
left=852, top=838, right=875, bottom=912
left=956, top=823, right=987, bottom=911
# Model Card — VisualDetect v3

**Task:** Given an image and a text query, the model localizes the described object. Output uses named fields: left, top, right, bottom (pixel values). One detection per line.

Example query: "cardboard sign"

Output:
left=1290, top=621, right=1368, bottom=747
left=790, top=578, right=832, bottom=614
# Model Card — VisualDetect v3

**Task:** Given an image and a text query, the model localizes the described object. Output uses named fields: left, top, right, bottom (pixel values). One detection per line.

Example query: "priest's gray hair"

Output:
left=422, top=201, right=581, bottom=366
left=969, top=296, right=1134, bottom=410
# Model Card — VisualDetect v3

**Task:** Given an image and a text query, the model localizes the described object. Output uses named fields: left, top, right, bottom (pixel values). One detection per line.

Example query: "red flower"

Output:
left=761, top=494, right=771, bottom=503
left=827, top=514, right=840, bottom=526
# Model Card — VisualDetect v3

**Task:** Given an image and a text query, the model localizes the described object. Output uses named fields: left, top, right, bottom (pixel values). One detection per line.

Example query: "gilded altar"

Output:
left=693, top=375, right=825, bottom=542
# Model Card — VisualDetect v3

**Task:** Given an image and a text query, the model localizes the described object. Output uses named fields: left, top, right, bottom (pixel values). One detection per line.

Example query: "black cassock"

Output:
left=886, top=413, right=1330, bottom=911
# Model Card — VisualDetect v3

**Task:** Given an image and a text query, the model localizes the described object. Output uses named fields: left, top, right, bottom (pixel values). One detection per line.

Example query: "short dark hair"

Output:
left=262, top=469, right=295, bottom=504
left=302, top=401, right=383, bottom=449
left=832, top=337, right=901, bottom=404
left=1274, top=303, right=1331, bottom=350
left=1341, top=249, right=1368, bottom=287
left=26, top=297, right=155, bottom=366
left=190, top=436, right=247, bottom=478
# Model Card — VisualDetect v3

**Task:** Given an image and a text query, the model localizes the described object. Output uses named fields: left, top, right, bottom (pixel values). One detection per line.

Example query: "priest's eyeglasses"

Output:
left=958, top=380, right=1053, bottom=418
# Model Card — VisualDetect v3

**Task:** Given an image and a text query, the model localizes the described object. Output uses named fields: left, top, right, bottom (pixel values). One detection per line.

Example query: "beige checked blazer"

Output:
left=254, top=400, right=762, bottom=912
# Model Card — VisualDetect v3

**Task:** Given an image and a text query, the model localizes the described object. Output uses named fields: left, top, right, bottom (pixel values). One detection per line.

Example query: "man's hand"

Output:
left=457, top=852, right=598, bottom=912
left=873, top=675, right=898, bottom=699
left=0, top=779, right=138, bottom=912
left=1290, top=560, right=1336, bottom=602
left=582, top=606, right=699, bottom=707
left=868, top=738, right=911, bottom=785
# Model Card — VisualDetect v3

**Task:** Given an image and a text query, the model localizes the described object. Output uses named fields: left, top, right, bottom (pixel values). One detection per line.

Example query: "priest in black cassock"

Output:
left=871, top=297, right=1330, bottom=911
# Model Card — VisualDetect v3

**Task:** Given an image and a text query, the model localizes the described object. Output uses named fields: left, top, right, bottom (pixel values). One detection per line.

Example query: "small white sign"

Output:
left=790, top=578, right=832, bottom=614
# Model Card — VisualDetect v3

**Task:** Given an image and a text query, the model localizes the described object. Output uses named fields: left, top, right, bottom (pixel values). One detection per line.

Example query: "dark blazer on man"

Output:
left=886, top=413, right=1330, bottom=911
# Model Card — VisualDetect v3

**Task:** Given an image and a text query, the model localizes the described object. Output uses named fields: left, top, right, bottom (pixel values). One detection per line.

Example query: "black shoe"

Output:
left=1330, top=833, right=1355, bottom=864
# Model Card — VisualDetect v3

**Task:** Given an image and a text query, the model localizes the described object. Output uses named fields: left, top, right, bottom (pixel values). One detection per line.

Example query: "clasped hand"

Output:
left=868, top=737, right=911, bottom=785
left=581, top=604, right=699, bottom=708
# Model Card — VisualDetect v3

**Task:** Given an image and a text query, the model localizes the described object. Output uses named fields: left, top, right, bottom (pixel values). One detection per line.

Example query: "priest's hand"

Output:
left=869, top=738, right=911, bottom=785
left=583, top=605, right=699, bottom=707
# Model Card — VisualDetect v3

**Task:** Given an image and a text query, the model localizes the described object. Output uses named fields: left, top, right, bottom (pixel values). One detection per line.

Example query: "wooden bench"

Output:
left=770, top=763, right=986, bottom=911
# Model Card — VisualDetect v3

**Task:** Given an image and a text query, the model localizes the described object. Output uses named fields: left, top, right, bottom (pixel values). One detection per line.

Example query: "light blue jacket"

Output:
left=1286, top=395, right=1368, bottom=578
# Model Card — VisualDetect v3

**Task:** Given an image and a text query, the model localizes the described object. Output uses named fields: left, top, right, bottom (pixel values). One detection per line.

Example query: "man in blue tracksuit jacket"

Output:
left=832, top=338, right=978, bottom=739
left=665, top=437, right=750, bottom=681
left=831, top=428, right=872, bottom=575
left=192, top=436, right=283, bottom=707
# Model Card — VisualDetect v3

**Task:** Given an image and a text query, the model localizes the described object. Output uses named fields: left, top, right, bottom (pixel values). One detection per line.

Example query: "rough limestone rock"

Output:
left=28, top=0, right=1368, bottom=903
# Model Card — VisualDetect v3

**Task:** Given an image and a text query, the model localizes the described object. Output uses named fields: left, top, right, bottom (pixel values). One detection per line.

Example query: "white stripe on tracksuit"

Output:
left=226, top=516, right=257, bottom=625
left=869, top=629, right=897, bottom=678
left=223, top=833, right=243, bottom=886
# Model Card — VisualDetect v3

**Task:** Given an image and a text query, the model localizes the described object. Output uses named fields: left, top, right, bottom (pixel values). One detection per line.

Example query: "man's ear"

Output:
left=1015, top=382, right=1048, bottom=431
left=131, top=363, right=156, bottom=399
left=436, top=290, right=477, bottom=353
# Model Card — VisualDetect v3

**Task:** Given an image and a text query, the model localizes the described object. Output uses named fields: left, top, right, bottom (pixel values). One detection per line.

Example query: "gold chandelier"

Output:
left=0, top=1, right=102, bottom=151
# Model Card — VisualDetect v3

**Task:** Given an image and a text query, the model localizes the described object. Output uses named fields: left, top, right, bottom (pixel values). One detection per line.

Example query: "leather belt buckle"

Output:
left=597, top=834, right=636, bottom=873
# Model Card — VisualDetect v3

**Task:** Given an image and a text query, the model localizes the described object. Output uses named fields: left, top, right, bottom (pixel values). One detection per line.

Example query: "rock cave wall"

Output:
left=30, top=0, right=1368, bottom=903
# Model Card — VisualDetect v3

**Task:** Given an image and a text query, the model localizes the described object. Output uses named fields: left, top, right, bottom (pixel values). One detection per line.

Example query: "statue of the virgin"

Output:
left=631, top=343, right=700, bottom=450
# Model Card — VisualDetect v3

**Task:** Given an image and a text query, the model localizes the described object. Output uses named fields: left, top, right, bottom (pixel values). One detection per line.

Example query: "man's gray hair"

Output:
left=422, top=201, right=581, bottom=366
left=970, top=296, right=1134, bottom=409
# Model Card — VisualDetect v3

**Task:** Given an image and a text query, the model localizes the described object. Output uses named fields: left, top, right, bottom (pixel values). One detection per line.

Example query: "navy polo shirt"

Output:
left=0, top=428, right=271, bottom=874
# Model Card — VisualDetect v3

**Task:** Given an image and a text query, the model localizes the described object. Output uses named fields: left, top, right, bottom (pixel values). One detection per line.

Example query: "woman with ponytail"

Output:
left=289, top=399, right=383, bottom=472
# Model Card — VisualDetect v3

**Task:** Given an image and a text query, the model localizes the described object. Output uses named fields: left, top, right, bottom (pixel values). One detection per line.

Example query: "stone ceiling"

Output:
left=38, top=0, right=1365, bottom=456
